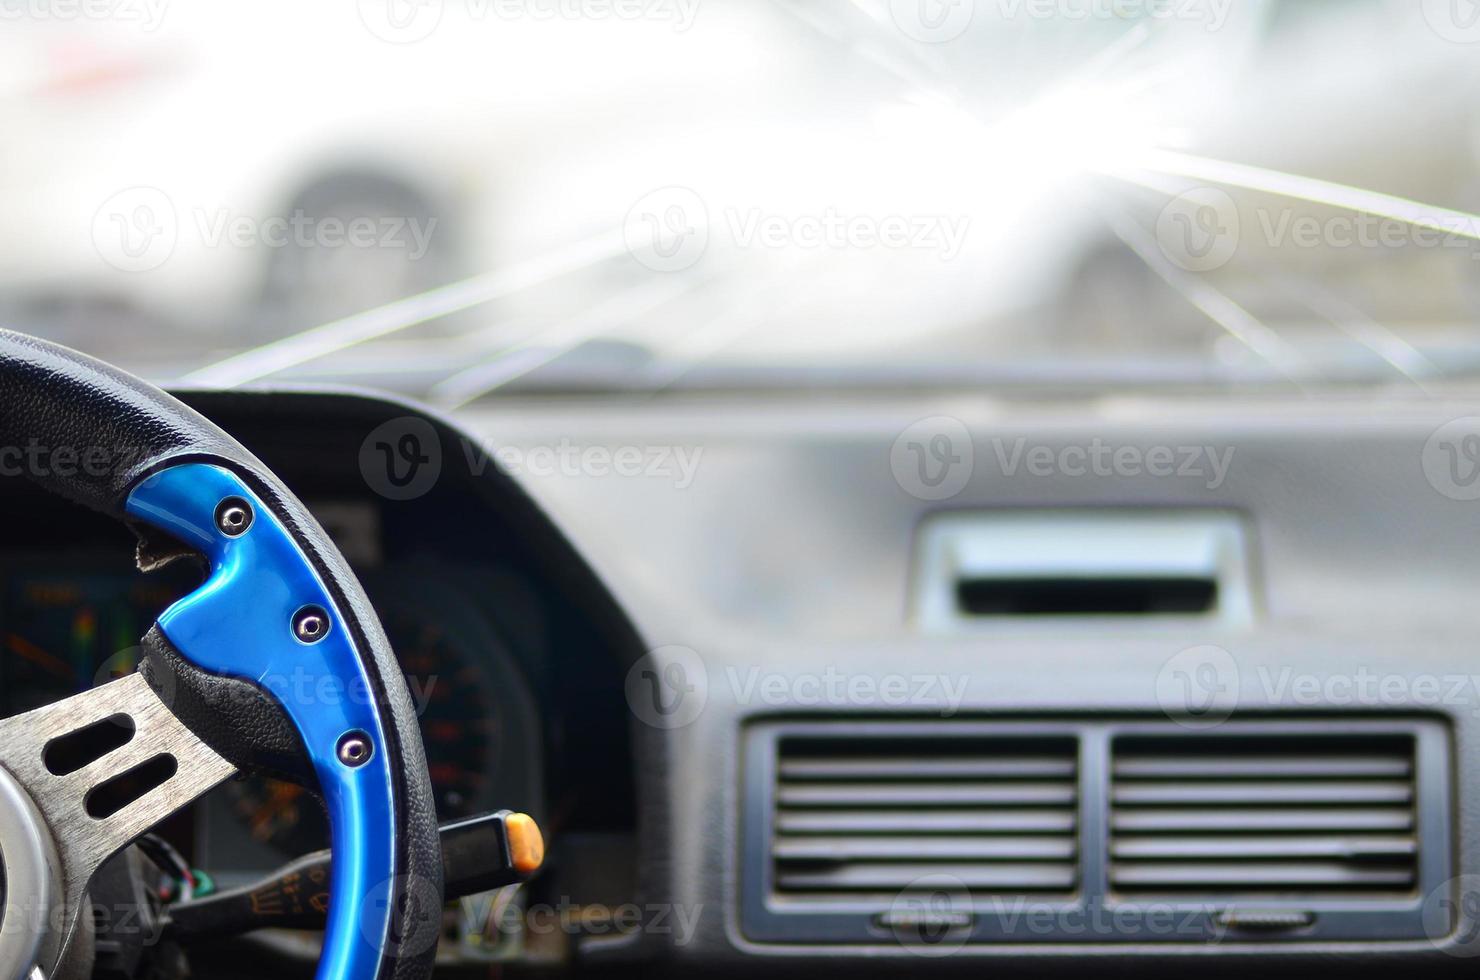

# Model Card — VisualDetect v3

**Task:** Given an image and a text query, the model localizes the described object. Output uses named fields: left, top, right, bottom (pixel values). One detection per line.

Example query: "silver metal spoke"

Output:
left=0, top=673, right=236, bottom=971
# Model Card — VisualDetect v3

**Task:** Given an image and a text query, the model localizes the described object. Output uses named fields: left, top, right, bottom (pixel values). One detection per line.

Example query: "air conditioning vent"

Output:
left=1109, top=734, right=1418, bottom=897
left=742, top=719, right=1449, bottom=945
left=769, top=734, right=1079, bottom=899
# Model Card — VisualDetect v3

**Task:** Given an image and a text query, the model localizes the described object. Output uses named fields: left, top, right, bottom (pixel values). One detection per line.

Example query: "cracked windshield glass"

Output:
left=5, top=0, right=1480, bottom=400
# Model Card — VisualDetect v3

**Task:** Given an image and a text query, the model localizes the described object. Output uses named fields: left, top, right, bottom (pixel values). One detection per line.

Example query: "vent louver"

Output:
left=1109, top=734, right=1419, bottom=897
left=743, top=720, right=1447, bottom=945
left=770, top=735, right=1079, bottom=898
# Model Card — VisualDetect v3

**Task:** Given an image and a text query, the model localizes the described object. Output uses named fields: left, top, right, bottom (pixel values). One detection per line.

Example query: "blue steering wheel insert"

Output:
left=127, top=463, right=396, bottom=980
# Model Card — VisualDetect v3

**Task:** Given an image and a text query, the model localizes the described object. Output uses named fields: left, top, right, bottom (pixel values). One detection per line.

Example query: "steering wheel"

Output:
left=0, top=330, right=443, bottom=980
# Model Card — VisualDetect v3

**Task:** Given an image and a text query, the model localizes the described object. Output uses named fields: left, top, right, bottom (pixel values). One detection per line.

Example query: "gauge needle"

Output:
left=5, top=632, right=76, bottom=682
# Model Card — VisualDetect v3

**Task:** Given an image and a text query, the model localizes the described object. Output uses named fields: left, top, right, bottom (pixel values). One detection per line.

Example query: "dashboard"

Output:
left=9, top=385, right=1480, bottom=978
left=453, top=390, right=1480, bottom=977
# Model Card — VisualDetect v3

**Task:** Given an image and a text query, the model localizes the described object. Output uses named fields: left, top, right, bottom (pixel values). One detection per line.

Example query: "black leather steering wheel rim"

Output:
left=0, top=329, right=443, bottom=980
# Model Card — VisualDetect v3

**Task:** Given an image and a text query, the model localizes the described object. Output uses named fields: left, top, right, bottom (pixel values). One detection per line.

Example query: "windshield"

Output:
left=4, top=0, right=1478, bottom=399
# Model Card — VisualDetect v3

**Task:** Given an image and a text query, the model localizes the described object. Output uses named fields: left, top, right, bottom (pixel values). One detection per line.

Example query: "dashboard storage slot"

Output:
left=911, top=510, right=1254, bottom=631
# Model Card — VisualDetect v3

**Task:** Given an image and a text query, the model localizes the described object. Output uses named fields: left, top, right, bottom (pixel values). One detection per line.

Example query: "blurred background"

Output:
left=4, top=0, right=1480, bottom=398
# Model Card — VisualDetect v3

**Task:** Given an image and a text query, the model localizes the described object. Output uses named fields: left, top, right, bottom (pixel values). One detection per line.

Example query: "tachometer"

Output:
left=382, top=605, right=498, bottom=817
left=226, top=601, right=498, bottom=855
